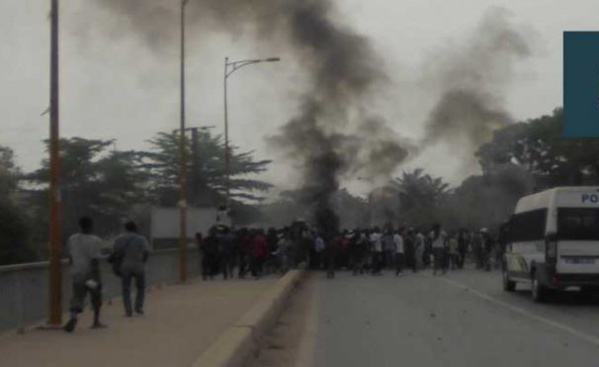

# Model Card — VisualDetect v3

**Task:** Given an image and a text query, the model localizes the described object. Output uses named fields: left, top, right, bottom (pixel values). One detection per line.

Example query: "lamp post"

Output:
left=47, top=0, right=62, bottom=327
left=223, top=57, right=280, bottom=207
left=178, top=0, right=189, bottom=283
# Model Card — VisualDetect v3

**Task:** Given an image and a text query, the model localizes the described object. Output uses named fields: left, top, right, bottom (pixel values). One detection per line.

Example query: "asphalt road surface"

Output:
left=289, top=268, right=599, bottom=367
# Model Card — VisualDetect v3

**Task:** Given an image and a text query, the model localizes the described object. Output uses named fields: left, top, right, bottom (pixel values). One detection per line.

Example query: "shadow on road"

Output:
left=511, top=289, right=599, bottom=307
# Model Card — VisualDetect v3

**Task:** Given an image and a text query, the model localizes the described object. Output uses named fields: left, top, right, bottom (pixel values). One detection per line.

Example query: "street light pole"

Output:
left=48, top=0, right=62, bottom=327
left=223, top=57, right=230, bottom=208
left=178, top=0, right=189, bottom=283
left=223, top=57, right=280, bottom=207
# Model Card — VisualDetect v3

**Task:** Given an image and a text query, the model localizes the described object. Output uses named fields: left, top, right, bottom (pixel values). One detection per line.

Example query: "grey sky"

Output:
left=1, top=0, right=598, bottom=195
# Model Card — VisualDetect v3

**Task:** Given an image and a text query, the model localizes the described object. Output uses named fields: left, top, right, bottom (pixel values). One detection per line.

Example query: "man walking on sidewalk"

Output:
left=113, top=221, right=150, bottom=317
left=64, top=217, right=106, bottom=332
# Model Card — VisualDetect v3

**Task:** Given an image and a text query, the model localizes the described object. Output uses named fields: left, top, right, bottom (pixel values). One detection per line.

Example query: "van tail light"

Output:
left=553, top=273, right=559, bottom=285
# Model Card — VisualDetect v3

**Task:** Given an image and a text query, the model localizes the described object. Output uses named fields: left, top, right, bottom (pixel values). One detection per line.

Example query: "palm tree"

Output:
left=390, top=168, right=449, bottom=212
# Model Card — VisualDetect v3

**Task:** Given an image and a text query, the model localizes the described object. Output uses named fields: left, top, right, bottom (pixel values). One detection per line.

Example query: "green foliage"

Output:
left=440, top=165, right=533, bottom=230
left=0, top=145, right=35, bottom=265
left=0, top=202, right=35, bottom=265
left=142, top=130, right=272, bottom=207
left=477, top=108, right=599, bottom=189
left=0, top=146, right=19, bottom=199
left=441, top=107, right=599, bottom=231
left=389, top=168, right=449, bottom=227
left=25, top=138, right=149, bottom=241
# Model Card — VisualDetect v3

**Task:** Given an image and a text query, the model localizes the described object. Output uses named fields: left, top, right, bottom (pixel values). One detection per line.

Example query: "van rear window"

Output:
left=558, top=208, right=599, bottom=240
left=510, top=209, right=547, bottom=242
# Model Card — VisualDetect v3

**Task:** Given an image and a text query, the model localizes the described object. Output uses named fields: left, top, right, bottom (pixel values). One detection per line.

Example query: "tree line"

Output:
left=388, top=108, right=597, bottom=231
left=0, top=129, right=271, bottom=265
left=2, top=107, right=594, bottom=265
left=262, top=108, right=596, bottom=232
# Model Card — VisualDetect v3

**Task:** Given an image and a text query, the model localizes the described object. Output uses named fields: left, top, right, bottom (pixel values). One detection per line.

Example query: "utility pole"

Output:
left=48, top=0, right=62, bottom=326
left=223, top=57, right=230, bottom=207
left=190, top=127, right=199, bottom=205
left=178, top=0, right=189, bottom=283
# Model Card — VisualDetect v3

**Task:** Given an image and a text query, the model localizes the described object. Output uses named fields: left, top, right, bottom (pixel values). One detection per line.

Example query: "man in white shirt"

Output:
left=64, top=217, right=105, bottom=332
left=414, top=230, right=425, bottom=272
left=430, top=224, right=448, bottom=275
left=394, top=231, right=405, bottom=276
left=369, top=228, right=383, bottom=275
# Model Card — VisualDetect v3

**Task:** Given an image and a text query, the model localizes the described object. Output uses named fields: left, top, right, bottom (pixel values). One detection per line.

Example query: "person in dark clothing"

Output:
left=348, top=231, right=360, bottom=275
left=457, top=229, right=468, bottom=269
left=474, top=231, right=484, bottom=269
left=251, top=229, right=268, bottom=278
left=195, top=232, right=203, bottom=273
left=202, top=228, right=220, bottom=280
left=324, top=235, right=338, bottom=279
left=482, top=229, right=495, bottom=271
left=402, top=227, right=414, bottom=272
left=220, top=227, right=236, bottom=280
left=237, top=229, right=252, bottom=279
left=265, top=228, right=279, bottom=275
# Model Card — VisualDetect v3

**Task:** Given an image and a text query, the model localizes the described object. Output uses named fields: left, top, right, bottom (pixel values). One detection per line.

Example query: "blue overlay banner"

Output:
left=564, top=31, right=599, bottom=137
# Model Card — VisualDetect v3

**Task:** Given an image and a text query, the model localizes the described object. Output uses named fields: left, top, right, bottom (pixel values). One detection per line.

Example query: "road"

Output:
left=280, top=268, right=599, bottom=367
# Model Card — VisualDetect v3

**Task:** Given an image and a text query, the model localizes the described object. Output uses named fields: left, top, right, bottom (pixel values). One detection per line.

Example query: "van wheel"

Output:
left=532, top=272, right=547, bottom=303
left=503, top=267, right=516, bottom=292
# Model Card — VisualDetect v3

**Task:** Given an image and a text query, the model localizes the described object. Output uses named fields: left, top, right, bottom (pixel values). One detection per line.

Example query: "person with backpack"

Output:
left=63, top=217, right=106, bottom=332
left=113, top=221, right=150, bottom=317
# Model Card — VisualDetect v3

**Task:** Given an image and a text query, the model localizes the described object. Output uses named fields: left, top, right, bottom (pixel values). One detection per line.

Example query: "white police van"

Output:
left=503, top=187, right=599, bottom=302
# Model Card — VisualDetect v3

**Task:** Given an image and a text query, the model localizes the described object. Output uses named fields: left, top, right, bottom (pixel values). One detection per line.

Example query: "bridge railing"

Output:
left=0, top=248, right=201, bottom=331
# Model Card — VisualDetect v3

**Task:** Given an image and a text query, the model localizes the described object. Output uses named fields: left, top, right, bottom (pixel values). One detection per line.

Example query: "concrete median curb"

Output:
left=191, top=270, right=305, bottom=367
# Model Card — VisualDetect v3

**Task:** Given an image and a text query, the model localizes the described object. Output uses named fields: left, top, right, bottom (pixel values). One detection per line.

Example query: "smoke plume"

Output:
left=423, top=8, right=532, bottom=153
left=93, top=0, right=411, bottom=225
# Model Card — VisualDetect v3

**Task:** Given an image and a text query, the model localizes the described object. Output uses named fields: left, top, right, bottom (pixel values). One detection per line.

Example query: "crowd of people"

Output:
left=62, top=216, right=503, bottom=333
left=195, top=222, right=505, bottom=280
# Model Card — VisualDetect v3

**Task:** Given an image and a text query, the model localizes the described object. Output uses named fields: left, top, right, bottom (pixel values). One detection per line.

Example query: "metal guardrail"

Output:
left=0, top=248, right=201, bottom=332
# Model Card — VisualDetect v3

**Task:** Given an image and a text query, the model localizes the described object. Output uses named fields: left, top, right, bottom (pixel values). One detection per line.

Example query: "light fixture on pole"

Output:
left=223, top=56, right=280, bottom=207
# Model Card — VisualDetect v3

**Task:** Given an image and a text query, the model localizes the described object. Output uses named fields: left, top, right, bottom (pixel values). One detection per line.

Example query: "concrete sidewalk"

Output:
left=0, top=276, right=278, bottom=367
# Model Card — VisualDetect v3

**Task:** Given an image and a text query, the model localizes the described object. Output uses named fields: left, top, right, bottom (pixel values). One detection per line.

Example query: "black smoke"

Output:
left=92, top=0, right=411, bottom=225
left=423, top=7, right=532, bottom=161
